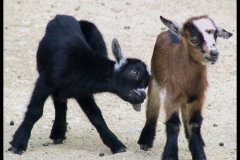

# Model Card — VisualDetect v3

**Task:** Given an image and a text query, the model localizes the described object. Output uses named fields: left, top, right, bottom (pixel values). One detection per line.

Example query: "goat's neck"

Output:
left=74, top=54, right=116, bottom=94
left=91, top=61, right=116, bottom=93
left=171, top=41, right=208, bottom=95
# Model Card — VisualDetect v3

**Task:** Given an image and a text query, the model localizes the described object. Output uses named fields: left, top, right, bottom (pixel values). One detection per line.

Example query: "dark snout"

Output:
left=132, top=89, right=146, bottom=103
left=130, top=88, right=147, bottom=112
left=138, top=90, right=146, bottom=99
left=210, top=50, right=218, bottom=59
left=132, top=89, right=146, bottom=112
left=142, top=91, right=146, bottom=99
left=118, top=88, right=147, bottom=111
left=208, top=50, right=219, bottom=64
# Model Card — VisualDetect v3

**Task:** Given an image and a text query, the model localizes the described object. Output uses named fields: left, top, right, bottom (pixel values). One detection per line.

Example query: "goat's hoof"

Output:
left=8, top=146, right=25, bottom=154
left=114, top=147, right=127, bottom=154
left=140, top=144, right=149, bottom=151
left=192, top=155, right=206, bottom=160
left=162, top=157, right=179, bottom=160
left=53, top=139, right=64, bottom=144
left=111, top=144, right=127, bottom=154
left=117, top=147, right=127, bottom=153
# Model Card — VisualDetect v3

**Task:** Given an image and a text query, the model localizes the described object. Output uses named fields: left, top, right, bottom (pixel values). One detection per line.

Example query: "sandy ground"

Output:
left=3, top=0, right=236, bottom=160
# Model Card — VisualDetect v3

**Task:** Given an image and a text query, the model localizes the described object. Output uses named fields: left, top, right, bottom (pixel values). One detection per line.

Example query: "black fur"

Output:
left=137, top=119, right=157, bottom=151
left=188, top=23, right=205, bottom=53
left=9, top=14, right=150, bottom=154
left=162, top=112, right=181, bottom=160
left=168, top=30, right=181, bottom=44
left=189, top=111, right=206, bottom=160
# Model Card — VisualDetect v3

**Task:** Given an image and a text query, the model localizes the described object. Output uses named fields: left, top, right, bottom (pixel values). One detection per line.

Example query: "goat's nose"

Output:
left=210, top=50, right=218, bottom=57
left=141, top=91, right=146, bottom=99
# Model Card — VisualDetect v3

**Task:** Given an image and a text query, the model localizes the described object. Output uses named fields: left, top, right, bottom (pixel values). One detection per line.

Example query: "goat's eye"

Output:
left=131, top=70, right=139, bottom=78
left=190, top=39, right=199, bottom=44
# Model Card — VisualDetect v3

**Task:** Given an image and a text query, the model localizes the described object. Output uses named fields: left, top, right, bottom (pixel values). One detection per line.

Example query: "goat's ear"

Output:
left=112, top=38, right=127, bottom=71
left=160, top=16, right=182, bottom=35
left=216, top=27, right=233, bottom=39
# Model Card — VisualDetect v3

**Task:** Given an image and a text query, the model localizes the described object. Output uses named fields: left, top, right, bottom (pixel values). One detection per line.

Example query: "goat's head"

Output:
left=160, top=15, right=233, bottom=65
left=111, top=38, right=150, bottom=111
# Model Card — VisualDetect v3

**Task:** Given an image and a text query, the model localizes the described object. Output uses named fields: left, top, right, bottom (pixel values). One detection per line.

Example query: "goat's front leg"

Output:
left=9, top=77, right=49, bottom=154
left=186, top=100, right=206, bottom=160
left=162, top=112, right=181, bottom=160
left=49, top=96, right=68, bottom=144
left=161, top=97, right=181, bottom=160
left=138, top=77, right=160, bottom=151
left=76, top=95, right=126, bottom=154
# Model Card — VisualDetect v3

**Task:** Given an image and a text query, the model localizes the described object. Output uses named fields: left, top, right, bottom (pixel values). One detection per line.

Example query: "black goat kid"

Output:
left=9, top=14, right=150, bottom=154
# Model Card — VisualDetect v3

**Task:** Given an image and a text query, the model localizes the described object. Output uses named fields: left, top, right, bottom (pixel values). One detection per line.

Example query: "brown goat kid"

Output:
left=138, top=15, right=232, bottom=160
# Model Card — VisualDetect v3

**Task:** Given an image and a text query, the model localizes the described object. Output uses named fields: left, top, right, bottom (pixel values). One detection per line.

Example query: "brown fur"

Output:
left=147, top=29, right=208, bottom=126
left=139, top=15, right=232, bottom=159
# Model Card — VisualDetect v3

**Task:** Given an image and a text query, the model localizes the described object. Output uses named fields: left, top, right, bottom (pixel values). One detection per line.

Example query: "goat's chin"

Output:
left=126, top=97, right=145, bottom=105
left=204, top=58, right=217, bottom=65
left=117, top=89, right=146, bottom=106
left=119, top=95, right=144, bottom=107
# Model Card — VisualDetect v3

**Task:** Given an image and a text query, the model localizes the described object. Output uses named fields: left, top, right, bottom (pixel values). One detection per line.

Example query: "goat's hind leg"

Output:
left=76, top=95, right=126, bottom=154
left=138, top=77, right=160, bottom=151
left=9, top=77, right=49, bottom=154
left=49, top=95, right=68, bottom=144
left=79, top=20, right=107, bottom=57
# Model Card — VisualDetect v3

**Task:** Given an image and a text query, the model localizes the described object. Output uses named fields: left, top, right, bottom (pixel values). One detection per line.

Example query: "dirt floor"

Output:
left=3, top=0, right=236, bottom=159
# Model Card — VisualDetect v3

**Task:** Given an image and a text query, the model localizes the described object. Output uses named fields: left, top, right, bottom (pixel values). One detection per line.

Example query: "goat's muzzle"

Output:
left=210, top=50, right=218, bottom=58
left=205, top=50, right=219, bottom=64
left=130, top=88, right=147, bottom=112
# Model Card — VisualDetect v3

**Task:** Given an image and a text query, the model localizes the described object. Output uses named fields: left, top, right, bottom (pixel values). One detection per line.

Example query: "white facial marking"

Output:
left=133, top=88, right=146, bottom=96
left=114, top=59, right=127, bottom=71
left=193, top=18, right=217, bottom=52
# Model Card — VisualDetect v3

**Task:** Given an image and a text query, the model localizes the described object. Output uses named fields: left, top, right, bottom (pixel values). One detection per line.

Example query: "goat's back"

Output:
left=151, top=30, right=180, bottom=87
left=79, top=20, right=108, bottom=58
left=44, top=15, right=89, bottom=52
left=36, top=15, right=90, bottom=72
left=35, top=15, right=112, bottom=91
left=36, top=14, right=110, bottom=71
